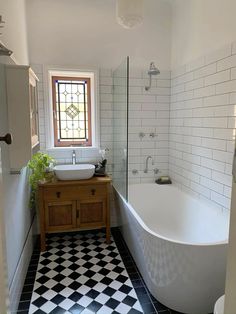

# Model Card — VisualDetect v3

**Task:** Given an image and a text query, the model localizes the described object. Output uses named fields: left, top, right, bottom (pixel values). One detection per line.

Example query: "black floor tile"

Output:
left=20, top=292, right=32, bottom=302
left=17, top=301, right=31, bottom=311
left=141, top=301, right=157, bottom=313
left=22, top=284, right=34, bottom=294
left=131, top=279, right=144, bottom=288
left=69, top=303, right=85, bottom=314
left=87, top=300, right=103, bottom=312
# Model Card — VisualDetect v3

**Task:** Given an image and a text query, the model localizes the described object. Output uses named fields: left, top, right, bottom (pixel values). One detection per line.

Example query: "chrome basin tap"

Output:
left=144, top=155, right=154, bottom=173
left=72, top=150, right=76, bottom=165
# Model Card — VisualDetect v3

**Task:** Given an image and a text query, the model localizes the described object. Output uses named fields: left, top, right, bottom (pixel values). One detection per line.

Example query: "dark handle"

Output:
left=56, top=192, right=61, bottom=198
left=91, top=189, right=96, bottom=195
left=76, top=209, right=79, bottom=218
left=0, top=133, right=12, bottom=145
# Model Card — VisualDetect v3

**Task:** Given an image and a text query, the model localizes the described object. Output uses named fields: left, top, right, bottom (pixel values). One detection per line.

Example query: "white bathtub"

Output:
left=116, top=184, right=229, bottom=314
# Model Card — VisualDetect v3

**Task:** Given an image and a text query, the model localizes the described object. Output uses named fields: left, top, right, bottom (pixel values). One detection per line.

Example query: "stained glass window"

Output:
left=52, top=76, right=91, bottom=147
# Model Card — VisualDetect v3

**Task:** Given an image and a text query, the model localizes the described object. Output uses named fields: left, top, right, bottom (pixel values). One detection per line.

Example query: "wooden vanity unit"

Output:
left=38, top=176, right=111, bottom=251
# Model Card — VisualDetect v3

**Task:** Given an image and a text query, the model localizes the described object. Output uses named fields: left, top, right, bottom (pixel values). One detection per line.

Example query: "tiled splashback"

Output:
left=169, top=43, right=236, bottom=211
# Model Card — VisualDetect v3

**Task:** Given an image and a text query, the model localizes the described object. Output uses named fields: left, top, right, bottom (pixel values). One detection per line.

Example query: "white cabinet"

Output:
left=6, top=65, right=40, bottom=172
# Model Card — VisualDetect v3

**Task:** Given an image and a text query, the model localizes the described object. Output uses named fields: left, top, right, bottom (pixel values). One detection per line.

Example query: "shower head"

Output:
left=145, top=62, right=160, bottom=91
left=0, top=43, right=12, bottom=56
left=148, top=62, right=160, bottom=76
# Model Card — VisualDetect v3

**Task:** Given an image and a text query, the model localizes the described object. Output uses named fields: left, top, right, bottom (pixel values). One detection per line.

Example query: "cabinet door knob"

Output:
left=91, top=189, right=96, bottom=195
left=56, top=191, right=61, bottom=198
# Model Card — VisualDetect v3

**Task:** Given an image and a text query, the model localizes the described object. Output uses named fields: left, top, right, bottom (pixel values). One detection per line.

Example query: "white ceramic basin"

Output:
left=54, top=164, right=95, bottom=180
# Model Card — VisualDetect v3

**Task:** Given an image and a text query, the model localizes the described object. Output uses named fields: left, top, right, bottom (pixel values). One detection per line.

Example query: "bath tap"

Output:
left=144, top=156, right=154, bottom=173
left=72, top=150, right=76, bottom=165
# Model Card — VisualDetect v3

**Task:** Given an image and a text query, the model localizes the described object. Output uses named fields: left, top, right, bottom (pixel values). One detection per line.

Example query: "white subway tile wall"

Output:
left=170, top=42, right=236, bottom=211
left=31, top=65, right=117, bottom=224
left=128, top=69, right=171, bottom=184
left=32, top=41, right=236, bottom=215
left=31, top=65, right=114, bottom=171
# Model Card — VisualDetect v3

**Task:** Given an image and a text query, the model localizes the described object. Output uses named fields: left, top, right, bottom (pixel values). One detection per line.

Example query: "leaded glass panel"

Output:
left=52, top=76, right=91, bottom=147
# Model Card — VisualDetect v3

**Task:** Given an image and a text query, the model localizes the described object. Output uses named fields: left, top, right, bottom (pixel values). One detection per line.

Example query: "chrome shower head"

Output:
left=145, top=62, right=160, bottom=91
left=148, top=62, right=160, bottom=75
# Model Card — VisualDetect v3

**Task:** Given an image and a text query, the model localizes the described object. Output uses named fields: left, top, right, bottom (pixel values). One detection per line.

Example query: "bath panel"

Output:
left=116, top=184, right=229, bottom=314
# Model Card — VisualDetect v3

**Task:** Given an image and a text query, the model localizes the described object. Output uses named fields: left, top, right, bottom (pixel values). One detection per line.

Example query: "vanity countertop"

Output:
left=38, top=175, right=112, bottom=187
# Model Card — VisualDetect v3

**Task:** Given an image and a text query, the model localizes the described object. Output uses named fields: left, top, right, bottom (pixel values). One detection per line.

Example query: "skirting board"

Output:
left=9, top=215, right=37, bottom=313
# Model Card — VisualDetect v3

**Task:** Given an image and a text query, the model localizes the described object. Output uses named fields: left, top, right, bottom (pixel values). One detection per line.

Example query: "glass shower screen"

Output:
left=112, top=57, right=129, bottom=200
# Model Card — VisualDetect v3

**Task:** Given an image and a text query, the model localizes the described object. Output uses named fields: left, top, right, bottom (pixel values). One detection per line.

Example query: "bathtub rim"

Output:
left=115, top=185, right=229, bottom=247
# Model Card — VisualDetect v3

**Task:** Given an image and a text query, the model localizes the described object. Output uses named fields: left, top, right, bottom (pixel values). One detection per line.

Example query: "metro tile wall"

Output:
left=31, top=65, right=117, bottom=224
left=33, top=64, right=171, bottom=185
left=169, top=42, right=236, bottom=211
left=31, top=65, right=113, bottom=172
left=127, top=69, right=171, bottom=184
left=33, top=41, right=236, bottom=214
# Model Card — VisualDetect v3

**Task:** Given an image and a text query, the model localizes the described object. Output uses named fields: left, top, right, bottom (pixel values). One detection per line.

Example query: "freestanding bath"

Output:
left=116, top=184, right=229, bottom=314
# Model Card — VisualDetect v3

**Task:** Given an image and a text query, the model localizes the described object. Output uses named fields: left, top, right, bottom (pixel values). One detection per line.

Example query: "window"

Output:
left=52, top=76, right=92, bottom=147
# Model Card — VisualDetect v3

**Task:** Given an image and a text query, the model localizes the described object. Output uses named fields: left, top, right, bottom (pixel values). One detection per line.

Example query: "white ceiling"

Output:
left=26, top=0, right=172, bottom=69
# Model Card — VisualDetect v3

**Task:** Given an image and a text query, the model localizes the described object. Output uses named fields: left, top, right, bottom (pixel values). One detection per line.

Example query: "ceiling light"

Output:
left=116, top=0, right=143, bottom=29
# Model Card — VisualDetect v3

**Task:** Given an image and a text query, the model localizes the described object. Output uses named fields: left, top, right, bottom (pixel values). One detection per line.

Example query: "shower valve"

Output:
left=139, top=132, right=145, bottom=139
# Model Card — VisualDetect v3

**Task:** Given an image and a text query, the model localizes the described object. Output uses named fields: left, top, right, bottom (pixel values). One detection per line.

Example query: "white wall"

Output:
left=0, top=0, right=29, bottom=65
left=171, top=0, right=236, bottom=69
left=26, top=0, right=171, bottom=70
left=0, top=0, right=32, bottom=312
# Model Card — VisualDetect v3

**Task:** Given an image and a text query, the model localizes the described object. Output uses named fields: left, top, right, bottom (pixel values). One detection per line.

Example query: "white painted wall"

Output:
left=0, top=60, right=34, bottom=312
left=26, top=0, right=171, bottom=70
left=0, top=0, right=29, bottom=65
left=171, top=0, right=236, bottom=69
left=0, top=0, right=32, bottom=311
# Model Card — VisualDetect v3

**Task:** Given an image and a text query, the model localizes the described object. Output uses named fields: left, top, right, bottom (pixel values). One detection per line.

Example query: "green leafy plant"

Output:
left=27, top=152, right=55, bottom=208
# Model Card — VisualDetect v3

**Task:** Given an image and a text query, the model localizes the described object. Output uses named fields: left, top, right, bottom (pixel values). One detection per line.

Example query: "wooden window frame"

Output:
left=52, top=75, right=92, bottom=147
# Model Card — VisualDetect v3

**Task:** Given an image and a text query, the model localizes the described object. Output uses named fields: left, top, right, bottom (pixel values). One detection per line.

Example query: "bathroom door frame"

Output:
left=0, top=62, right=11, bottom=312
left=0, top=146, right=10, bottom=313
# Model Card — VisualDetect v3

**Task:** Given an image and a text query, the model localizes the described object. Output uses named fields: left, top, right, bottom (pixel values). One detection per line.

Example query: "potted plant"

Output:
left=27, top=152, right=55, bottom=209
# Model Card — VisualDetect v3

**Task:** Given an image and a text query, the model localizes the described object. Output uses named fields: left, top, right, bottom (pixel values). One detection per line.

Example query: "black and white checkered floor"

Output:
left=17, top=228, right=181, bottom=314
left=29, top=231, right=142, bottom=314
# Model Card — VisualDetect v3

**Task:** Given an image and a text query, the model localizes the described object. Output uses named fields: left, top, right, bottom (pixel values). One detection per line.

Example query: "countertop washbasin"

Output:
left=54, top=164, right=95, bottom=180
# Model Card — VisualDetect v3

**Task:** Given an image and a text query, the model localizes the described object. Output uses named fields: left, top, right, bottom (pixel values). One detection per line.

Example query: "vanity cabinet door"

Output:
left=45, top=200, right=77, bottom=232
left=77, top=199, right=106, bottom=228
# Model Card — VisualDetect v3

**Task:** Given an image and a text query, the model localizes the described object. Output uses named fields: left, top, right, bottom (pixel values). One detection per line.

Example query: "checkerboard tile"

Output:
left=28, top=232, right=143, bottom=314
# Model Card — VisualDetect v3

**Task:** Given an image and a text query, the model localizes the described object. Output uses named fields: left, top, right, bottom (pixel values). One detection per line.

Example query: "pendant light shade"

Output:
left=116, top=0, right=143, bottom=29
